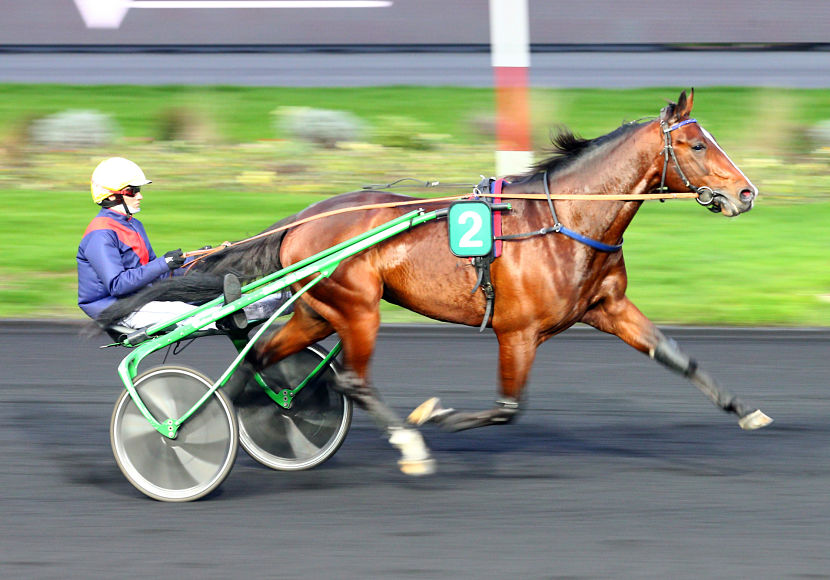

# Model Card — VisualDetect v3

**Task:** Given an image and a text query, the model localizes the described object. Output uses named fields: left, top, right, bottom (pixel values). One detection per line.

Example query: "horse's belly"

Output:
left=381, top=253, right=487, bottom=326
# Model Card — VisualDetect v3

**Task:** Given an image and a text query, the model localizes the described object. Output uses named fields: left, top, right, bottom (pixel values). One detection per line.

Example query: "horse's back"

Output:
left=285, top=190, right=443, bottom=254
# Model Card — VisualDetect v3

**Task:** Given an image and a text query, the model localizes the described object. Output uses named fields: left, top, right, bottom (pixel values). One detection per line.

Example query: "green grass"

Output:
left=2, top=84, right=829, bottom=324
left=3, top=190, right=828, bottom=325
left=4, top=85, right=830, bottom=148
left=624, top=201, right=830, bottom=326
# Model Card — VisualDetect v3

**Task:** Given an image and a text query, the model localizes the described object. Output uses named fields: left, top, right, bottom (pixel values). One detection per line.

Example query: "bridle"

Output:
left=658, top=118, right=719, bottom=213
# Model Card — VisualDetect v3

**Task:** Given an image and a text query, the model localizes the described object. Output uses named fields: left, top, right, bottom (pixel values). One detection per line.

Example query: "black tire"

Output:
left=236, top=345, right=351, bottom=471
left=110, top=365, right=238, bottom=502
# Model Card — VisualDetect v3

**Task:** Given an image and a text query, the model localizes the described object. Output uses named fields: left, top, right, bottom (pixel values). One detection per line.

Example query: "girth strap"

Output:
left=468, top=177, right=505, bottom=332
left=471, top=254, right=495, bottom=333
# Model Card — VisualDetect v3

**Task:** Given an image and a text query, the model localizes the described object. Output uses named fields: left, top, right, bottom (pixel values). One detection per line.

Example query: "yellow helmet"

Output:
left=90, top=157, right=152, bottom=204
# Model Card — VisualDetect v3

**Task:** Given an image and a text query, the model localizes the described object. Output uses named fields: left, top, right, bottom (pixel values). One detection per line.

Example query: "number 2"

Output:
left=457, top=210, right=483, bottom=248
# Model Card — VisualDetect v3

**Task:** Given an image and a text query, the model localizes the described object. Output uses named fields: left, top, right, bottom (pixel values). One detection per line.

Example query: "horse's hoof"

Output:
left=407, top=397, right=454, bottom=426
left=388, top=427, right=434, bottom=475
left=738, top=409, right=773, bottom=430
left=398, top=458, right=437, bottom=476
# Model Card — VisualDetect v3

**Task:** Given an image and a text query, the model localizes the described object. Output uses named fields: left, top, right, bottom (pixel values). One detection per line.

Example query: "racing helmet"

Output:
left=90, top=157, right=152, bottom=204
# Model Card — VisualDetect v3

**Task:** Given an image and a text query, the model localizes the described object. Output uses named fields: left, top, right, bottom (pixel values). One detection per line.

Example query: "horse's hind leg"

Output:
left=298, top=294, right=436, bottom=475
left=582, top=294, right=772, bottom=429
left=257, top=303, right=337, bottom=366
left=222, top=304, right=336, bottom=400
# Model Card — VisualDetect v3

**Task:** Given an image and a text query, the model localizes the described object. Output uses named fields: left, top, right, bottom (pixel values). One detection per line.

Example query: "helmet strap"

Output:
left=99, top=194, right=132, bottom=216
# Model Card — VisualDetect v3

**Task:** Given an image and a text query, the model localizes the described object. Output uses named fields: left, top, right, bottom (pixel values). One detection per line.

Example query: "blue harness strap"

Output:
left=666, top=118, right=697, bottom=132
left=492, top=170, right=623, bottom=253
left=555, top=225, right=623, bottom=252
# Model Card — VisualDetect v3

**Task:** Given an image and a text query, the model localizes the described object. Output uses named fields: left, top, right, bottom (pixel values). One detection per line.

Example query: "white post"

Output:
left=489, top=0, right=533, bottom=177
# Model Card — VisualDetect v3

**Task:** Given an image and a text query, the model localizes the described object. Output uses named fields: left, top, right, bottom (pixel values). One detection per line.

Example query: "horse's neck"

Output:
left=533, top=124, right=661, bottom=242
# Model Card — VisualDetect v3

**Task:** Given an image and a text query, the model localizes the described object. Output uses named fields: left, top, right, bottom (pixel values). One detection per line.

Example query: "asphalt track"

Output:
left=2, top=51, right=830, bottom=87
left=1, top=322, right=829, bottom=578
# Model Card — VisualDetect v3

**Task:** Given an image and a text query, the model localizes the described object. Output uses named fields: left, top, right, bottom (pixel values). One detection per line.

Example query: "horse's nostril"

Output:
left=739, top=189, right=754, bottom=202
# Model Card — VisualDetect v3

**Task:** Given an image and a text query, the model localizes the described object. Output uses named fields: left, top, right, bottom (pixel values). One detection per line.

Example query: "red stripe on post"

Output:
left=494, top=66, right=531, bottom=152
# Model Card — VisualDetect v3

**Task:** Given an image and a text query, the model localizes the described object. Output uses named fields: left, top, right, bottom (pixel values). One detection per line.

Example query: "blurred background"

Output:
left=1, top=0, right=829, bottom=324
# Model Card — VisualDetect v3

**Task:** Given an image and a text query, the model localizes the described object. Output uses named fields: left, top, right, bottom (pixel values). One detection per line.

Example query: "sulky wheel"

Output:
left=236, top=345, right=351, bottom=471
left=110, top=365, right=238, bottom=502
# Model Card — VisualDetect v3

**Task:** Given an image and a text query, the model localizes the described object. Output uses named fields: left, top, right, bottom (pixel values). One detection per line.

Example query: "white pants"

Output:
left=120, top=301, right=206, bottom=330
left=119, top=291, right=292, bottom=330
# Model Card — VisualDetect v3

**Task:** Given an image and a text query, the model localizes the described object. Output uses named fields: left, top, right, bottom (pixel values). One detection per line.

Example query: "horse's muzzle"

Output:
left=698, top=187, right=753, bottom=216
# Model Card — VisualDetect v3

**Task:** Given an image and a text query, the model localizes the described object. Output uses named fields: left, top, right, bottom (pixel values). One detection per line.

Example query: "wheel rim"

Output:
left=111, top=366, right=237, bottom=502
left=236, top=346, right=351, bottom=471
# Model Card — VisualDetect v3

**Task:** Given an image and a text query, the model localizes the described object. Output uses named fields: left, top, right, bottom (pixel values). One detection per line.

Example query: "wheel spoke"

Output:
left=151, top=449, right=201, bottom=489
left=279, top=415, right=323, bottom=456
left=169, top=444, right=229, bottom=483
left=118, top=409, right=157, bottom=440
left=140, top=377, right=182, bottom=419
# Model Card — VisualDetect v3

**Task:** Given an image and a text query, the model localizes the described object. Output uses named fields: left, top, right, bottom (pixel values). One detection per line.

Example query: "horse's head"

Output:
left=657, top=90, right=757, bottom=217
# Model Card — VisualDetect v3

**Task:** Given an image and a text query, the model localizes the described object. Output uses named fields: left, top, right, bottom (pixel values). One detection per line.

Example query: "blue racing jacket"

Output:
left=77, top=209, right=172, bottom=320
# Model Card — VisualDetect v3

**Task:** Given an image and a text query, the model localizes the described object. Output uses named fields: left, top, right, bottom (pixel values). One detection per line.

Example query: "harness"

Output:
left=184, top=117, right=710, bottom=331
left=494, top=170, right=623, bottom=252
left=467, top=178, right=502, bottom=332
left=466, top=173, right=622, bottom=332
left=467, top=116, right=714, bottom=329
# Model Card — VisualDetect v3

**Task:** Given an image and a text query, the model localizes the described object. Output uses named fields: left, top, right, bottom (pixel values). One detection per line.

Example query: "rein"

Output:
left=495, top=117, right=718, bottom=252
left=185, top=138, right=702, bottom=267
left=185, top=189, right=697, bottom=266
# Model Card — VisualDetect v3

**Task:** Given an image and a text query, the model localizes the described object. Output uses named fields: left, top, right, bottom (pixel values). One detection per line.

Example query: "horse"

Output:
left=101, top=90, right=771, bottom=475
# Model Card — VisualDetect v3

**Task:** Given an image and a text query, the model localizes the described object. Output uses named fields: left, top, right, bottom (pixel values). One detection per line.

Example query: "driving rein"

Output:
left=186, top=119, right=707, bottom=265
left=497, top=117, right=719, bottom=252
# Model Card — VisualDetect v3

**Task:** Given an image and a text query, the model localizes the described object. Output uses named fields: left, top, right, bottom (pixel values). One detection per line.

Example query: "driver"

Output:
left=77, top=157, right=197, bottom=329
left=78, top=157, right=291, bottom=331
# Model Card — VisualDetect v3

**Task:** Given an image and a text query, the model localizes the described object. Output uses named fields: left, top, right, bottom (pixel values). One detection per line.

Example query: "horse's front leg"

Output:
left=582, top=295, right=772, bottom=429
left=409, top=328, right=535, bottom=431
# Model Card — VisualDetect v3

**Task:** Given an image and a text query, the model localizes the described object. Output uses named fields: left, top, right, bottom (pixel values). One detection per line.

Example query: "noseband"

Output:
left=658, top=118, right=719, bottom=213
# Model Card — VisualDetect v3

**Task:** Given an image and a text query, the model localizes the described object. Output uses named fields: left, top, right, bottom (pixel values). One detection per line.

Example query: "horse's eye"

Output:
left=692, top=143, right=706, bottom=151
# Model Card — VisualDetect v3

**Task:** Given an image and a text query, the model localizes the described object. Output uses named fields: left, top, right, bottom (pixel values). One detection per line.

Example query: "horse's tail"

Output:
left=96, top=272, right=225, bottom=328
left=96, top=213, right=299, bottom=329
left=194, top=213, right=297, bottom=280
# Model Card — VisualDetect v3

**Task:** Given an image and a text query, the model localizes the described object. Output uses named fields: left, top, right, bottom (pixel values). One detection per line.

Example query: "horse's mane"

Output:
left=510, top=120, right=648, bottom=182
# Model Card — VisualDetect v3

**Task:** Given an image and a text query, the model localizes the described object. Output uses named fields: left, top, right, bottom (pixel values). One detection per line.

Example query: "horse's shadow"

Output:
left=21, top=403, right=814, bottom=502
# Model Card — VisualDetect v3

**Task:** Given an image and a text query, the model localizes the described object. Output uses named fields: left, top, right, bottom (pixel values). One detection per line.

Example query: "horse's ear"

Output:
left=659, top=101, right=676, bottom=123
left=659, top=89, right=694, bottom=124
left=675, top=89, right=694, bottom=118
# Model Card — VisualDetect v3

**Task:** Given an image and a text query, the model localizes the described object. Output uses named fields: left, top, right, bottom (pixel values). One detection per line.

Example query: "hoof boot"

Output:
left=398, top=458, right=437, bottom=476
left=738, top=409, right=773, bottom=430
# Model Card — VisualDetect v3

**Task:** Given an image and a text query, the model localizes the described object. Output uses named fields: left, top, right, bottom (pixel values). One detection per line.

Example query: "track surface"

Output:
left=1, top=323, right=829, bottom=579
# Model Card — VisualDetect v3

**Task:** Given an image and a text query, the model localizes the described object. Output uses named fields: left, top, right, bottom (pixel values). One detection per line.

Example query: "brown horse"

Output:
left=104, top=90, right=771, bottom=475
